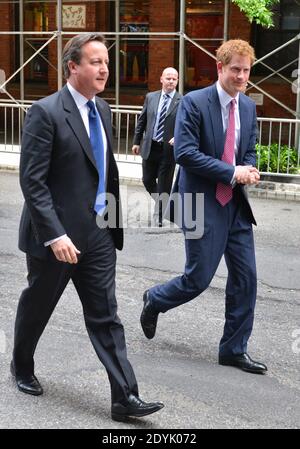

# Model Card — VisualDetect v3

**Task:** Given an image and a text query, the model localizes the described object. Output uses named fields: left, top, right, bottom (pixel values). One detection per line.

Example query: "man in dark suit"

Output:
left=141, top=39, right=268, bottom=375
left=11, top=33, right=164, bottom=422
left=132, top=68, right=181, bottom=226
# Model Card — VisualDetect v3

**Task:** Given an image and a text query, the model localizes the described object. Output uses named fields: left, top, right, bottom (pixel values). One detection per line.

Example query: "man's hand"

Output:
left=132, top=145, right=140, bottom=155
left=51, top=236, right=81, bottom=264
left=235, top=165, right=260, bottom=185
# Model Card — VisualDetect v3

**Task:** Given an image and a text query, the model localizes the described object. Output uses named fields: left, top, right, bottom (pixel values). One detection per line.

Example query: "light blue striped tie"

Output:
left=154, top=93, right=169, bottom=142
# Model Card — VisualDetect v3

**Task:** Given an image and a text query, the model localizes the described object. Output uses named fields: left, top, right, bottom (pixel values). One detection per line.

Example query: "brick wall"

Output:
left=147, top=0, right=176, bottom=91
left=47, top=2, right=58, bottom=94
left=248, top=81, right=296, bottom=119
left=229, top=3, right=251, bottom=41
left=0, top=3, right=13, bottom=91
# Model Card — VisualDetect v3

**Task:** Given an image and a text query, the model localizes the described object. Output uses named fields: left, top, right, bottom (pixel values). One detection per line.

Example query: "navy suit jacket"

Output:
left=18, top=85, right=123, bottom=260
left=171, top=83, right=257, bottom=228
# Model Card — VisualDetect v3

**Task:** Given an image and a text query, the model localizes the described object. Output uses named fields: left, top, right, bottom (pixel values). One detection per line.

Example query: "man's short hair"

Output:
left=216, top=39, right=255, bottom=66
left=62, top=33, right=106, bottom=79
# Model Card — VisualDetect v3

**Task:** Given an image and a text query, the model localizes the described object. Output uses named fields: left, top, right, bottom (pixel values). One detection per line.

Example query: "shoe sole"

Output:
left=140, top=291, right=158, bottom=339
left=17, top=384, right=44, bottom=396
left=219, top=361, right=267, bottom=374
left=111, top=406, right=163, bottom=422
left=240, top=367, right=267, bottom=374
left=140, top=319, right=156, bottom=339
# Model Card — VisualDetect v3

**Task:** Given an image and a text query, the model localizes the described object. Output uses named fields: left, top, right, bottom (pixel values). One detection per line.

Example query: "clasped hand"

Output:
left=235, top=165, right=260, bottom=185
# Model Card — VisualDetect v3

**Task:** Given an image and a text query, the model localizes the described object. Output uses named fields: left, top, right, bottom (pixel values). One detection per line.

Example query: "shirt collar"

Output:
left=216, top=81, right=239, bottom=108
left=162, top=89, right=176, bottom=100
left=67, top=82, right=96, bottom=109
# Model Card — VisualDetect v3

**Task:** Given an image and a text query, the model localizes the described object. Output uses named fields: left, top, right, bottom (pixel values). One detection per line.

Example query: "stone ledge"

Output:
left=1, top=151, right=300, bottom=201
left=248, top=188, right=300, bottom=202
left=260, top=173, right=300, bottom=185
left=119, top=176, right=143, bottom=186
left=247, top=179, right=300, bottom=201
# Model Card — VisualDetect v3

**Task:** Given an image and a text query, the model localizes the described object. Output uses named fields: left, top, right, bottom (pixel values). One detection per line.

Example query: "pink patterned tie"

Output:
left=216, top=99, right=236, bottom=206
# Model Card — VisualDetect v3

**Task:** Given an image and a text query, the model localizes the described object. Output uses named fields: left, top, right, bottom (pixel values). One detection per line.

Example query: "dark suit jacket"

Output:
left=133, top=90, right=182, bottom=160
left=171, top=83, right=257, bottom=228
left=18, top=85, right=123, bottom=260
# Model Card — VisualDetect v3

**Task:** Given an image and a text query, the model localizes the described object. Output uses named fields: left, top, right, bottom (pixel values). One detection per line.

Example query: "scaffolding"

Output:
left=0, top=0, right=299, bottom=128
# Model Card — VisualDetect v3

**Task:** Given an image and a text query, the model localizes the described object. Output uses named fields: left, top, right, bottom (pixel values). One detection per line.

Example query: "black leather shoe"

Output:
left=111, top=394, right=164, bottom=422
left=140, top=290, right=159, bottom=339
left=10, top=361, right=43, bottom=396
left=219, top=353, right=267, bottom=374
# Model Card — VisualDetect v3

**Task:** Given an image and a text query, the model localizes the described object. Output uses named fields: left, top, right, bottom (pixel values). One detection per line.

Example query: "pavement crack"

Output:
left=258, top=279, right=300, bottom=293
left=117, top=262, right=180, bottom=275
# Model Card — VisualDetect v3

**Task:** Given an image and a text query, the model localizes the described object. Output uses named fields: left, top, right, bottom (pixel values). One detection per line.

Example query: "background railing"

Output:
left=0, top=102, right=299, bottom=176
left=257, top=118, right=300, bottom=175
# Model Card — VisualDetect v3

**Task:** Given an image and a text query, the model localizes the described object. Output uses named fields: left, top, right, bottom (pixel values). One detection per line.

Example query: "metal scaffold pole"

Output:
left=57, top=0, right=63, bottom=90
left=224, top=0, right=229, bottom=41
left=19, top=0, right=24, bottom=103
left=179, top=0, right=185, bottom=95
left=115, top=0, right=120, bottom=107
left=296, top=37, right=300, bottom=152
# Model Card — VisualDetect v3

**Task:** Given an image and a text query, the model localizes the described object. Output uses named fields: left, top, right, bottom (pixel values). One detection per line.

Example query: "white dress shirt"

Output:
left=44, top=82, right=107, bottom=246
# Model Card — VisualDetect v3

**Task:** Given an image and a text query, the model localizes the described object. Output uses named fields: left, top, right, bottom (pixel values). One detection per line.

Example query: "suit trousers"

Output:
left=142, top=141, right=176, bottom=219
left=148, top=194, right=257, bottom=357
left=13, top=220, right=138, bottom=404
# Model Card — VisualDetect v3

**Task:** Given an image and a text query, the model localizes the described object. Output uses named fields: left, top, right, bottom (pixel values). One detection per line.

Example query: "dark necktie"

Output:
left=87, top=100, right=106, bottom=215
left=154, top=93, right=170, bottom=142
left=216, top=99, right=236, bottom=206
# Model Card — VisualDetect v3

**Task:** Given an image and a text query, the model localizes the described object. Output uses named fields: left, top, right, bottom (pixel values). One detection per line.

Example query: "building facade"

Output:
left=0, top=0, right=299, bottom=119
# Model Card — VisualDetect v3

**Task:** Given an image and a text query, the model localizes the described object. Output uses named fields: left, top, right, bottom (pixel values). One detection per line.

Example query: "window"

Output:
left=185, top=0, right=224, bottom=89
left=120, top=1, right=149, bottom=86
left=21, top=1, right=49, bottom=83
left=252, top=0, right=300, bottom=77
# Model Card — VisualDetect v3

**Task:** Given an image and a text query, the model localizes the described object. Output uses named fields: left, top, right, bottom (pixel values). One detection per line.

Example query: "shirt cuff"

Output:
left=44, top=234, right=67, bottom=247
left=230, top=168, right=237, bottom=187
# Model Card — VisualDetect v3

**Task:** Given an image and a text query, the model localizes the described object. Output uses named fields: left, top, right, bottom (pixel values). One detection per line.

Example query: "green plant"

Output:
left=232, top=0, right=279, bottom=28
left=256, top=143, right=300, bottom=174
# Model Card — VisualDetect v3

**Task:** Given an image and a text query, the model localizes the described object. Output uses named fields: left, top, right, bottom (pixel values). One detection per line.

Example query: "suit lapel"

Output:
left=95, top=98, right=114, bottom=176
left=152, top=91, right=161, bottom=115
left=61, top=86, right=97, bottom=170
left=95, top=98, right=113, bottom=152
left=208, top=85, right=225, bottom=159
left=238, top=94, right=249, bottom=163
